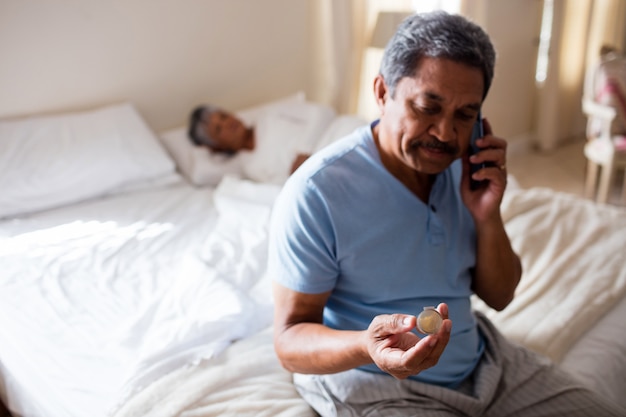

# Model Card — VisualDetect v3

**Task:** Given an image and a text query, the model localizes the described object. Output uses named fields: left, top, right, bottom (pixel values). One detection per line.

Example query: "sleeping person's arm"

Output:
left=290, top=153, right=310, bottom=174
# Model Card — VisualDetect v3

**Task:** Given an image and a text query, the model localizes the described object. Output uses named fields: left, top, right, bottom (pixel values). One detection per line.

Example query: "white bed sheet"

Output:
left=114, top=184, right=626, bottom=416
left=113, top=326, right=316, bottom=417
left=472, top=187, right=626, bottom=362
left=0, top=180, right=276, bottom=417
left=561, top=295, right=626, bottom=409
left=115, top=297, right=626, bottom=417
left=2, top=172, right=625, bottom=416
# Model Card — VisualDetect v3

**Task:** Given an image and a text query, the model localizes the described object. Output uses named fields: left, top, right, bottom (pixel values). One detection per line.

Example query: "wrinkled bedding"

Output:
left=113, top=327, right=316, bottom=417
left=472, top=187, right=626, bottom=362
left=114, top=184, right=626, bottom=416
left=2, top=177, right=625, bottom=417
left=0, top=179, right=277, bottom=417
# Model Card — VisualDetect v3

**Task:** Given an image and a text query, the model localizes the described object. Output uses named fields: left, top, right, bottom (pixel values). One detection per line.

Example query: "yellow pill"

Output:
left=417, top=306, right=443, bottom=335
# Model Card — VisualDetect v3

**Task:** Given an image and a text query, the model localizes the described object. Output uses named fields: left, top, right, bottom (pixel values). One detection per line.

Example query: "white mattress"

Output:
left=560, top=295, right=626, bottom=408
left=112, top=184, right=626, bottom=416
left=2, top=178, right=625, bottom=416
left=115, top=302, right=626, bottom=417
left=0, top=180, right=276, bottom=417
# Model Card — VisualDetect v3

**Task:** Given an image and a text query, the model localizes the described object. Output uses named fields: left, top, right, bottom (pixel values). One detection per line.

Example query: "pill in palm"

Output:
left=417, top=306, right=443, bottom=335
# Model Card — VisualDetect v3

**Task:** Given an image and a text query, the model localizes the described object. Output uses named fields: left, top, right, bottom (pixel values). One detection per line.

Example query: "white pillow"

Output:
left=241, top=101, right=336, bottom=184
left=212, top=175, right=282, bottom=219
left=313, top=114, right=369, bottom=153
left=0, top=103, right=176, bottom=218
left=158, top=95, right=336, bottom=187
left=159, top=127, right=247, bottom=187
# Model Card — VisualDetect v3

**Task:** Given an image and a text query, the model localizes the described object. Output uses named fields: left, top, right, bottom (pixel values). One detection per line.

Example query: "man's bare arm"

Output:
left=472, top=215, right=522, bottom=311
left=272, top=283, right=370, bottom=374
left=461, top=121, right=522, bottom=311
left=272, top=282, right=452, bottom=378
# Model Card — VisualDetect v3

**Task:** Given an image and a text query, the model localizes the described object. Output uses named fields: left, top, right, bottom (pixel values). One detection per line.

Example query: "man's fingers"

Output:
left=369, top=314, right=416, bottom=338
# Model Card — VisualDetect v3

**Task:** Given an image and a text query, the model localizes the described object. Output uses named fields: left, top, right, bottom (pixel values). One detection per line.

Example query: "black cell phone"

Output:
left=469, top=112, right=486, bottom=190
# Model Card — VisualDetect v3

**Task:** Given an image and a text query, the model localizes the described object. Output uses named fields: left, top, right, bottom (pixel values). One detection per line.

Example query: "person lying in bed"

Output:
left=269, top=11, right=625, bottom=417
left=187, top=105, right=311, bottom=182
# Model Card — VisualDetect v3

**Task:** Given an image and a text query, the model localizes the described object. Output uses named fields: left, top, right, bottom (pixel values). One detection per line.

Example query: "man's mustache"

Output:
left=410, top=140, right=459, bottom=155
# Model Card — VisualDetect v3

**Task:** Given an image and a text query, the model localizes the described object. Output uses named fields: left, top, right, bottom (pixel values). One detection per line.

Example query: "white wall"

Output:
left=0, top=0, right=587, bottom=146
left=465, top=0, right=542, bottom=142
left=0, top=0, right=313, bottom=131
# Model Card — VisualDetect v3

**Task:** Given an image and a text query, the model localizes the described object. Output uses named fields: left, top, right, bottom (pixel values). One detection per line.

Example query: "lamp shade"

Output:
left=369, top=11, right=413, bottom=49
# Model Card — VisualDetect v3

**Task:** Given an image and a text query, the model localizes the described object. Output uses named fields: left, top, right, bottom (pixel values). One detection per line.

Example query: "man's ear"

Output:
left=373, top=75, right=389, bottom=114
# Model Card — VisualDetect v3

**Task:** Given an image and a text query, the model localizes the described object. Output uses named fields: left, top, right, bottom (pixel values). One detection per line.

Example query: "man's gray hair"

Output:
left=380, top=11, right=496, bottom=100
left=188, top=105, right=221, bottom=147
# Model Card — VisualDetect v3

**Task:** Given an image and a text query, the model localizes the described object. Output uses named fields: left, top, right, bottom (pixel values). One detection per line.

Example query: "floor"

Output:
left=507, top=137, right=625, bottom=207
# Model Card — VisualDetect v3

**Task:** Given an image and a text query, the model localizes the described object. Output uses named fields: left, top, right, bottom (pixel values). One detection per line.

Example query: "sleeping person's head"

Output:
left=188, top=105, right=255, bottom=153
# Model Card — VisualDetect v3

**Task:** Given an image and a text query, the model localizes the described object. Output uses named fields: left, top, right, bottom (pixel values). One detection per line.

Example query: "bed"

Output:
left=0, top=98, right=625, bottom=417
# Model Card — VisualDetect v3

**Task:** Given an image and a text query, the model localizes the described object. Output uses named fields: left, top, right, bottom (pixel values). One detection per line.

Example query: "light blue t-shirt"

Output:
left=268, top=123, right=484, bottom=387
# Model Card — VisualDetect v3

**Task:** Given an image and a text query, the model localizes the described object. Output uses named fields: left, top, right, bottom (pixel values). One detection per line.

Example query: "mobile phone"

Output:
left=469, top=112, right=486, bottom=190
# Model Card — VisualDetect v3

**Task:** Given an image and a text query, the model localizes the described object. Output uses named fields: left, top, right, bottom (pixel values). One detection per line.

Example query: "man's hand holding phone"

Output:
left=463, top=114, right=510, bottom=223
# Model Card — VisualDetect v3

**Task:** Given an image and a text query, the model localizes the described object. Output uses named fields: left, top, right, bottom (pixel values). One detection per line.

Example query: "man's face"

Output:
left=202, top=110, right=249, bottom=152
left=376, top=57, right=484, bottom=176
